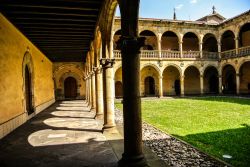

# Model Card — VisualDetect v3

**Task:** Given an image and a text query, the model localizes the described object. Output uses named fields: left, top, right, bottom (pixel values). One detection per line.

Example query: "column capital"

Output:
left=94, top=67, right=103, bottom=74
left=100, top=58, right=115, bottom=68
left=117, top=36, right=145, bottom=54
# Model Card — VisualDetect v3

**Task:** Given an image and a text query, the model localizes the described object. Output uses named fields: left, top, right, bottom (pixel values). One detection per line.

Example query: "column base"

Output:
left=118, top=154, right=149, bottom=167
left=102, top=124, right=116, bottom=133
left=95, top=113, right=103, bottom=120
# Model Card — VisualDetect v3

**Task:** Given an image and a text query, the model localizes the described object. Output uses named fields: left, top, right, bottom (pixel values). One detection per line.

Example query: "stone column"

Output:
left=200, top=75, right=204, bottom=95
left=217, top=42, right=221, bottom=59
left=179, top=41, right=183, bottom=58
left=199, top=42, right=203, bottom=58
left=181, top=75, right=185, bottom=96
left=118, top=0, right=148, bottom=166
left=88, top=75, right=92, bottom=108
left=235, top=37, right=239, bottom=54
left=236, top=73, right=240, bottom=95
left=157, top=33, right=162, bottom=58
left=100, top=59, right=115, bottom=130
left=219, top=75, right=223, bottom=94
left=95, top=67, right=104, bottom=117
left=85, top=76, right=89, bottom=104
left=159, top=76, right=163, bottom=97
left=91, top=72, right=96, bottom=110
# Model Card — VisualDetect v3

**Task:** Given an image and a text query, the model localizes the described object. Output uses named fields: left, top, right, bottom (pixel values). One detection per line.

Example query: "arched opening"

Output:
left=64, top=77, right=77, bottom=99
left=161, top=31, right=179, bottom=51
left=183, top=32, right=199, bottom=51
left=162, top=66, right=181, bottom=96
left=239, top=23, right=250, bottom=47
left=221, top=30, right=235, bottom=51
left=239, top=61, right=250, bottom=94
left=184, top=66, right=200, bottom=95
left=25, top=65, right=34, bottom=115
left=113, top=29, right=121, bottom=50
left=115, top=81, right=123, bottom=98
left=204, top=66, right=219, bottom=94
left=139, top=30, right=157, bottom=50
left=145, top=77, right=155, bottom=96
left=222, top=65, right=236, bottom=94
left=114, top=67, right=123, bottom=98
left=203, top=33, right=218, bottom=52
left=141, top=66, right=159, bottom=96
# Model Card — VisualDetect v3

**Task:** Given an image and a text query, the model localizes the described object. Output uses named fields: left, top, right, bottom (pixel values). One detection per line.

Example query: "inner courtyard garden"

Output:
left=115, top=97, right=250, bottom=167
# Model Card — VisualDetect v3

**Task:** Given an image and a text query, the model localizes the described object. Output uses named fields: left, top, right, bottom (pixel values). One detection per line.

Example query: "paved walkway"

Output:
left=0, top=100, right=167, bottom=167
left=0, top=100, right=118, bottom=167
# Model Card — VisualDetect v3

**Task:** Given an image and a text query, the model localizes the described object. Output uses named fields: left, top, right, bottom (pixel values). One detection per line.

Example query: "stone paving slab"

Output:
left=0, top=100, right=118, bottom=167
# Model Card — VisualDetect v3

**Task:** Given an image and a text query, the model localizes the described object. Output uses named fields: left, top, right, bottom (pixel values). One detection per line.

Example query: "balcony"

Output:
left=114, top=46, right=250, bottom=60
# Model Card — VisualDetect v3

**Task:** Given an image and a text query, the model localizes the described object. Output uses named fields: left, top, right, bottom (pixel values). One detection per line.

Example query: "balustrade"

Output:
left=161, top=50, right=181, bottom=58
left=182, top=51, right=200, bottom=58
left=202, top=51, right=219, bottom=60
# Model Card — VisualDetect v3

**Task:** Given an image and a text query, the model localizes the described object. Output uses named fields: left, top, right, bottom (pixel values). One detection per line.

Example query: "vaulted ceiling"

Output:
left=1, top=0, right=104, bottom=62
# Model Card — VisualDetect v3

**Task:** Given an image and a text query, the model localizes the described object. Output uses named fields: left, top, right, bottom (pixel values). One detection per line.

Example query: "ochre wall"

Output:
left=184, top=66, right=200, bottom=94
left=140, top=66, right=159, bottom=96
left=240, top=61, right=250, bottom=93
left=0, top=14, right=54, bottom=124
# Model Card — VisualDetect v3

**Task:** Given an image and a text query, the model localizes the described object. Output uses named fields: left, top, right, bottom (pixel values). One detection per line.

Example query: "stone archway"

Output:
left=204, top=66, right=219, bottom=94
left=64, top=77, right=77, bottom=99
left=239, top=61, right=250, bottom=94
left=162, top=65, right=181, bottom=96
left=144, top=76, right=155, bottom=96
left=25, top=65, right=34, bottom=115
left=222, top=65, right=236, bottom=94
left=184, top=66, right=200, bottom=95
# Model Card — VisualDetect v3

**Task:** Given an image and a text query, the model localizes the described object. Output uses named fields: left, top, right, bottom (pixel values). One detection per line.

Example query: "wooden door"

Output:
left=25, top=66, right=33, bottom=115
left=64, top=77, right=77, bottom=98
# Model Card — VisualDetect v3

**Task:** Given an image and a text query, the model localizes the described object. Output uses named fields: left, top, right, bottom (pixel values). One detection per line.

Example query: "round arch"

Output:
left=203, top=66, right=219, bottom=94
left=161, top=31, right=179, bottom=51
left=162, top=65, right=181, bottom=96
left=184, top=65, right=200, bottom=95
left=140, top=63, right=161, bottom=75
left=140, top=65, right=160, bottom=96
left=183, top=32, right=199, bottom=51
left=22, top=51, right=34, bottom=115
left=222, top=64, right=236, bottom=94
left=139, top=30, right=157, bottom=50
left=239, top=61, right=250, bottom=94
left=203, top=33, right=218, bottom=52
left=239, top=22, right=250, bottom=47
left=221, top=30, right=235, bottom=51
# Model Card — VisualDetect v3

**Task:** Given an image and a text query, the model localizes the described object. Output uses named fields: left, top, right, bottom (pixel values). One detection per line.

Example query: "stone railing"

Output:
left=183, top=51, right=200, bottom=58
left=140, top=50, right=159, bottom=59
left=161, top=50, right=181, bottom=59
left=238, top=46, right=250, bottom=57
left=202, top=51, right=219, bottom=60
left=221, top=49, right=237, bottom=59
left=114, top=50, right=121, bottom=59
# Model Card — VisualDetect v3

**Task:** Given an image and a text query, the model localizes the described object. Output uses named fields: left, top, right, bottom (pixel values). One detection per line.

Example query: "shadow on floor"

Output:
left=173, top=125, right=250, bottom=167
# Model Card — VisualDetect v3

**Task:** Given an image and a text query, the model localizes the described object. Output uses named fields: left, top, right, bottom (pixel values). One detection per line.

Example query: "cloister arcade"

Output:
left=113, top=18, right=250, bottom=97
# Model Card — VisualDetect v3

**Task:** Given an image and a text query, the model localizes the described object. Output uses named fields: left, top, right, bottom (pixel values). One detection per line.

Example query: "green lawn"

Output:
left=115, top=97, right=250, bottom=167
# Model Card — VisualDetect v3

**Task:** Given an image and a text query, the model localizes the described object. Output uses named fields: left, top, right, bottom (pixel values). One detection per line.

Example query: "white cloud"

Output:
left=175, top=4, right=183, bottom=10
left=190, top=0, right=197, bottom=4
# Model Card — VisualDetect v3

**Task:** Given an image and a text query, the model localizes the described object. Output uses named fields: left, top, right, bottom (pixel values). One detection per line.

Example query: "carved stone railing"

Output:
left=161, top=50, right=181, bottom=59
left=114, top=50, right=121, bottom=59
left=238, top=46, right=250, bottom=57
left=140, top=50, right=159, bottom=59
left=221, top=49, right=237, bottom=59
left=183, top=51, right=200, bottom=58
left=202, top=51, right=219, bottom=60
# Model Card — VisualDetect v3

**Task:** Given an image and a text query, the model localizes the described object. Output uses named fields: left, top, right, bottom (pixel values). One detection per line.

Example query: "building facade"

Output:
left=113, top=10, right=250, bottom=97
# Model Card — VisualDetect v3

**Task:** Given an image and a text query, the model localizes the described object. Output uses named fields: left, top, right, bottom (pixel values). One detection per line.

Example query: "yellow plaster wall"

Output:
left=163, top=66, right=180, bottom=95
left=140, top=66, right=159, bottom=96
left=0, top=14, right=54, bottom=124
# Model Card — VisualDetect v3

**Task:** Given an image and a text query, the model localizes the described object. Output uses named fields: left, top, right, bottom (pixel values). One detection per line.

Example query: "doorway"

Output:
left=174, top=80, right=181, bottom=96
left=64, top=77, right=77, bottom=99
left=209, top=75, right=219, bottom=93
left=115, top=81, right=123, bottom=98
left=25, top=66, right=34, bottom=115
left=145, top=76, right=155, bottom=96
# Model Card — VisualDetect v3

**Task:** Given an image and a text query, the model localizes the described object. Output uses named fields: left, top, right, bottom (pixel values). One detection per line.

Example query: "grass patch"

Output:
left=115, top=97, right=250, bottom=167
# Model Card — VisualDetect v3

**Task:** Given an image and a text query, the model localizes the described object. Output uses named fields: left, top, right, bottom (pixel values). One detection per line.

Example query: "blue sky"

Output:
left=115, top=0, right=250, bottom=20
